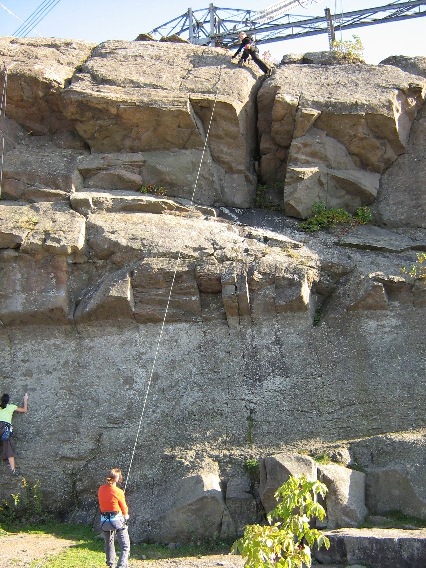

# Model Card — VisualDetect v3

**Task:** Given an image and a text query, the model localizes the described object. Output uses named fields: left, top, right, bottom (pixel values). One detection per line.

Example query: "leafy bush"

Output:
left=300, top=202, right=372, bottom=233
left=0, top=478, right=52, bottom=527
left=331, top=35, right=365, bottom=63
left=232, top=474, right=330, bottom=567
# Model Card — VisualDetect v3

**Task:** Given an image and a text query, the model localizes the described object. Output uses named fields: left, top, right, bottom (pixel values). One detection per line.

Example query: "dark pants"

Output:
left=240, top=46, right=270, bottom=73
left=0, top=422, right=13, bottom=460
left=101, top=515, right=130, bottom=568
left=102, top=526, right=130, bottom=568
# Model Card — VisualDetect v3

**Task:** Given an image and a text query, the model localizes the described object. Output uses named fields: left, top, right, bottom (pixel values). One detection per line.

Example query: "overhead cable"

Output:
left=13, top=0, right=62, bottom=37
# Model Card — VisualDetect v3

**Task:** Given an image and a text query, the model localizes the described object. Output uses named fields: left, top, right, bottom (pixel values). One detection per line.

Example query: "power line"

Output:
left=13, top=0, right=62, bottom=38
left=0, top=2, right=22, bottom=21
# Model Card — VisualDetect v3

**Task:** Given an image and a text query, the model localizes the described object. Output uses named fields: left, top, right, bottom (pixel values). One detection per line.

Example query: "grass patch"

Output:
left=362, top=511, right=426, bottom=529
left=311, top=452, right=331, bottom=465
left=0, top=522, right=233, bottom=567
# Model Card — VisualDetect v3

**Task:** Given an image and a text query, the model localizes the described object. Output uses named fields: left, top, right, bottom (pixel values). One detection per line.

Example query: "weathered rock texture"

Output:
left=258, top=63, right=425, bottom=220
left=315, top=528, right=426, bottom=568
left=0, top=38, right=425, bottom=561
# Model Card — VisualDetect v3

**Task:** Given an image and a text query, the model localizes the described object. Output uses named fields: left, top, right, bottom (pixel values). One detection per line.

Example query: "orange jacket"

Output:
left=98, top=483, right=129, bottom=515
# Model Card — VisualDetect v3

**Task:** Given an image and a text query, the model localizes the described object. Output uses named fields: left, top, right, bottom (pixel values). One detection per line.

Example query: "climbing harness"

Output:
left=100, top=511, right=127, bottom=531
left=0, top=64, right=8, bottom=200
left=124, top=64, right=224, bottom=491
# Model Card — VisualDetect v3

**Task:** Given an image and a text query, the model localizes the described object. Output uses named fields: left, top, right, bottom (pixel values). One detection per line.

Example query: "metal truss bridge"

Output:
left=147, top=0, right=426, bottom=48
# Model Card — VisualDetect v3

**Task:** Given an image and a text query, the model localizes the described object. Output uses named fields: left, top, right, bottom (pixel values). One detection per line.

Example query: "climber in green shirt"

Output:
left=0, top=392, right=28, bottom=475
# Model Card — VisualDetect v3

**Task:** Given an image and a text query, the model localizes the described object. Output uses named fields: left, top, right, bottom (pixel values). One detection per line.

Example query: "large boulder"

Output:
left=0, top=38, right=265, bottom=209
left=1, top=141, right=85, bottom=201
left=318, top=463, right=368, bottom=529
left=0, top=201, right=85, bottom=255
left=350, top=433, right=426, bottom=521
left=147, top=472, right=226, bottom=543
left=0, top=37, right=95, bottom=134
left=315, top=528, right=426, bottom=568
left=62, top=40, right=260, bottom=207
left=225, top=477, right=259, bottom=537
left=257, top=64, right=426, bottom=218
left=259, top=453, right=317, bottom=513
left=380, top=55, right=426, bottom=79
left=284, top=128, right=380, bottom=217
left=374, top=102, right=426, bottom=228
left=0, top=202, right=85, bottom=324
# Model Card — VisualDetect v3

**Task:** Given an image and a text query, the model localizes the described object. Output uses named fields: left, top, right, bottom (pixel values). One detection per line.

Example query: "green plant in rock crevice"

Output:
left=313, top=306, right=324, bottom=327
left=301, top=202, right=372, bottom=233
left=244, top=458, right=260, bottom=484
left=312, top=452, right=331, bottom=465
left=255, top=183, right=282, bottom=211
left=139, top=183, right=167, bottom=196
left=232, top=474, right=330, bottom=567
left=400, top=252, right=426, bottom=280
left=19, top=216, right=39, bottom=230
left=246, top=408, right=256, bottom=446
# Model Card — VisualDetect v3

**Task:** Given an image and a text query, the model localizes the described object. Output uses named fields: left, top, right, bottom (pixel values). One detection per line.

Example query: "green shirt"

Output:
left=0, top=404, right=18, bottom=424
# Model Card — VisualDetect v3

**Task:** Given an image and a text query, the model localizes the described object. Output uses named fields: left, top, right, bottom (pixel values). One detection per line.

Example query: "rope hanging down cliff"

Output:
left=0, top=64, right=8, bottom=200
left=124, top=64, right=224, bottom=491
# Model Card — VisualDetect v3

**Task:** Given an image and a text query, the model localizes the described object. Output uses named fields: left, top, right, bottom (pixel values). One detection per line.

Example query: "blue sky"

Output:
left=0, top=0, right=424, bottom=64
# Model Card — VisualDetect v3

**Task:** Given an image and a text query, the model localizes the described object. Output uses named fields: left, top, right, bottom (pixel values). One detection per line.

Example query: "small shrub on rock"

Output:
left=331, top=35, right=365, bottom=63
left=301, top=201, right=372, bottom=233
left=232, top=474, right=330, bottom=567
left=401, top=252, right=426, bottom=280
left=140, top=183, right=167, bottom=196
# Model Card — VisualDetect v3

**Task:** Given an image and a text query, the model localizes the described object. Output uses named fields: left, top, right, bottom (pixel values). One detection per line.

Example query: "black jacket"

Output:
left=234, top=37, right=254, bottom=57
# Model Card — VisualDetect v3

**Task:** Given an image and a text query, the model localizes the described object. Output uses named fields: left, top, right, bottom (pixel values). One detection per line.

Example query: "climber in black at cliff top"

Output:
left=231, top=32, right=272, bottom=76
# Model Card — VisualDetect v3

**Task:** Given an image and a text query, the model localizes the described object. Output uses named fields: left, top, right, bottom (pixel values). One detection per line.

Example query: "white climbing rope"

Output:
left=124, top=64, right=224, bottom=491
left=0, top=64, right=8, bottom=200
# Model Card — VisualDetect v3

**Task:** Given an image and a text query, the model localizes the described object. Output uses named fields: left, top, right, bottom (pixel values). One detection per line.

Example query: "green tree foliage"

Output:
left=232, top=474, right=330, bottom=567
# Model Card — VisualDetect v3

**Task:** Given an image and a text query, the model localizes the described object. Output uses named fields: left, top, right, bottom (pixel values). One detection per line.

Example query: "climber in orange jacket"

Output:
left=98, top=468, right=130, bottom=568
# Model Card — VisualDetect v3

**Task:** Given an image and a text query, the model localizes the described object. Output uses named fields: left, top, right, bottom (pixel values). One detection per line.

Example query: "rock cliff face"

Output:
left=0, top=38, right=425, bottom=548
